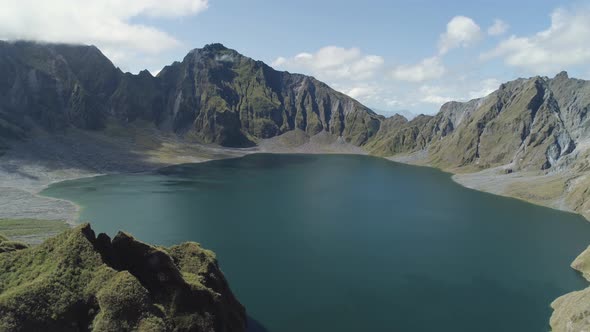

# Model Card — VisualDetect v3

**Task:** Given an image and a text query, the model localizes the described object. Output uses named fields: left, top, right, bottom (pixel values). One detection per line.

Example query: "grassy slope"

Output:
left=0, top=219, right=70, bottom=245
left=0, top=224, right=246, bottom=331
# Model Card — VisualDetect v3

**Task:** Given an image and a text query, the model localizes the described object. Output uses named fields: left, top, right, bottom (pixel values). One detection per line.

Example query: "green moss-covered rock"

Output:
left=0, top=224, right=110, bottom=331
left=0, top=224, right=246, bottom=332
left=92, top=271, right=165, bottom=331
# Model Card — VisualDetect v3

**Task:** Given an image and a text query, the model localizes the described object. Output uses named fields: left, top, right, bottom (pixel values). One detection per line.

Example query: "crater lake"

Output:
left=42, top=154, right=590, bottom=332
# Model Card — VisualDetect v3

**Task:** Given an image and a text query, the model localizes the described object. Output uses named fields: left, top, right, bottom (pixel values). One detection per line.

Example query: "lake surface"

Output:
left=42, top=154, right=590, bottom=331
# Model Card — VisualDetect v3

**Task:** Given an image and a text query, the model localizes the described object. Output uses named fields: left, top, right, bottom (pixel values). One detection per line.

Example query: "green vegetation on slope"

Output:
left=0, top=224, right=246, bottom=332
left=0, top=235, right=28, bottom=254
left=0, top=218, right=69, bottom=240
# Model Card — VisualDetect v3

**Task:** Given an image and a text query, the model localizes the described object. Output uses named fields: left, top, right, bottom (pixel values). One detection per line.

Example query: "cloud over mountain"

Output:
left=0, top=0, right=209, bottom=71
left=272, top=46, right=384, bottom=81
left=438, top=16, right=483, bottom=54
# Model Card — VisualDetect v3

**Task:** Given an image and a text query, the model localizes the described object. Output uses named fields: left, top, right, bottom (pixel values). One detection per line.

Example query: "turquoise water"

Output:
left=42, top=154, right=590, bottom=331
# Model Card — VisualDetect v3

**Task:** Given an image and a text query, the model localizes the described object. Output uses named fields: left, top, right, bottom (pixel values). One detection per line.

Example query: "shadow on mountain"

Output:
left=0, top=126, right=252, bottom=180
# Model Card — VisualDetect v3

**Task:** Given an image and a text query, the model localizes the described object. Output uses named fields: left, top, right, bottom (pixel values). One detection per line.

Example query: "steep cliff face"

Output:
left=0, top=224, right=246, bottom=332
left=372, top=73, right=587, bottom=173
left=0, top=41, right=122, bottom=134
left=427, top=77, right=576, bottom=170
left=156, top=44, right=381, bottom=146
left=0, top=41, right=381, bottom=148
left=548, top=72, right=590, bottom=142
left=366, top=114, right=432, bottom=156
left=366, top=99, right=485, bottom=157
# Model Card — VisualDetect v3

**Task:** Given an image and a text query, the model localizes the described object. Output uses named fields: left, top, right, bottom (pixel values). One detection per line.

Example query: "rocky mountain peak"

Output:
left=187, top=43, right=241, bottom=63
left=202, top=43, right=229, bottom=52
left=554, top=71, right=569, bottom=80
left=137, top=69, right=153, bottom=77
left=389, top=113, right=409, bottom=122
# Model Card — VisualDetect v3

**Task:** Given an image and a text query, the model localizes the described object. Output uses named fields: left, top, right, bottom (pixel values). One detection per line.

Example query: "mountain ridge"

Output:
left=0, top=40, right=382, bottom=149
left=371, top=72, right=588, bottom=171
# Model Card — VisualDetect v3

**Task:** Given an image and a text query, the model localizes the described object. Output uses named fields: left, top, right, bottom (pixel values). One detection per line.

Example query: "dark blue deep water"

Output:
left=42, top=154, right=590, bottom=331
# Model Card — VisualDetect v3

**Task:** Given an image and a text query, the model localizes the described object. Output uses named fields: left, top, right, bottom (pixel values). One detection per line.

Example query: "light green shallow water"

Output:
left=42, top=154, right=590, bottom=331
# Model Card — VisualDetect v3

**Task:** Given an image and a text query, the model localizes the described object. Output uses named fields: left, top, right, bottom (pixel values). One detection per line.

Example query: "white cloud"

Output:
left=337, top=76, right=502, bottom=116
left=386, top=99, right=402, bottom=108
left=391, top=56, right=446, bottom=82
left=345, top=85, right=378, bottom=100
left=272, top=46, right=384, bottom=81
left=468, top=78, right=500, bottom=99
left=439, top=16, right=483, bottom=54
left=419, top=85, right=456, bottom=105
left=335, top=82, right=401, bottom=111
left=422, top=95, right=453, bottom=105
left=481, top=6, right=590, bottom=73
left=414, top=78, right=500, bottom=108
left=0, top=0, right=209, bottom=71
left=271, top=57, right=288, bottom=67
left=128, top=0, right=210, bottom=17
left=488, top=19, right=509, bottom=36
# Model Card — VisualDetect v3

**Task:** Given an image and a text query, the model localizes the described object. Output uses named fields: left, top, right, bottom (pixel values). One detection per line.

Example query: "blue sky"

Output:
left=2, top=0, right=590, bottom=116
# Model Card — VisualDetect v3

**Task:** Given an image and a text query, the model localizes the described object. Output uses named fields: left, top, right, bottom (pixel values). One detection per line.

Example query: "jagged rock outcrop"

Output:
left=0, top=41, right=381, bottom=148
left=0, top=224, right=246, bottom=331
